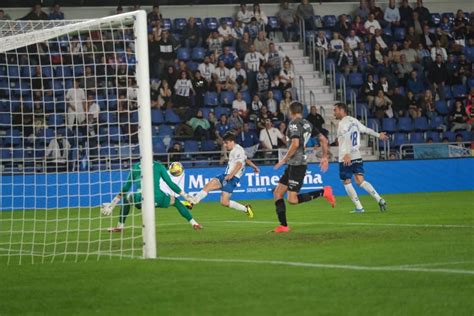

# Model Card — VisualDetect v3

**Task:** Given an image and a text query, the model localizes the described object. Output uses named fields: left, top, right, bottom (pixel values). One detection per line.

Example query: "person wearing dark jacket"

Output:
left=182, top=17, right=202, bottom=48
left=21, top=4, right=49, bottom=20
left=428, top=54, right=447, bottom=100
left=419, top=25, right=436, bottom=48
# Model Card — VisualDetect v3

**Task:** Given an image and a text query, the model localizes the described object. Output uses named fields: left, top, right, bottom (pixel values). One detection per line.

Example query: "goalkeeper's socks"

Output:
left=116, top=222, right=124, bottom=229
left=189, top=218, right=199, bottom=226
left=194, top=190, right=208, bottom=203
left=229, top=200, right=247, bottom=212
left=275, top=199, right=288, bottom=226
left=297, top=189, right=324, bottom=204
left=119, top=203, right=131, bottom=224
left=344, top=183, right=363, bottom=210
left=359, top=181, right=382, bottom=203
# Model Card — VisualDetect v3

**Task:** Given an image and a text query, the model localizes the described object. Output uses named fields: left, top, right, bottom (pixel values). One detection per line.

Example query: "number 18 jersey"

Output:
left=337, top=115, right=371, bottom=162
left=287, top=118, right=314, bottom=166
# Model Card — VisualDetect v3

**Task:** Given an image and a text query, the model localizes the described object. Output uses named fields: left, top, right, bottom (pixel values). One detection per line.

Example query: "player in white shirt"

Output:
left=192, top=132, right=260, bottom=217
left=334, top=103, right=388, bottom=213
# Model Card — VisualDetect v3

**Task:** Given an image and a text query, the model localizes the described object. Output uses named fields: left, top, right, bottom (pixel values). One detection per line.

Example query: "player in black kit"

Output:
left=272, top=101, right=336, bottom=233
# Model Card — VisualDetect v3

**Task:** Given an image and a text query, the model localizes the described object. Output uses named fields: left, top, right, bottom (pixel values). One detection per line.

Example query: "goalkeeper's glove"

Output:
left=101, top=194, right=122, bottom=216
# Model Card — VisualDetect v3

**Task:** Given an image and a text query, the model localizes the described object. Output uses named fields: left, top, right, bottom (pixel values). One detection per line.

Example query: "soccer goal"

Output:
left=0, top=11, right=156, bottom=264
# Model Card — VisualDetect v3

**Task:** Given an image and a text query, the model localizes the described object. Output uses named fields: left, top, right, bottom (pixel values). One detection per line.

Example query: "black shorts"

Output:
left=279, top=165, right=307, bottom=192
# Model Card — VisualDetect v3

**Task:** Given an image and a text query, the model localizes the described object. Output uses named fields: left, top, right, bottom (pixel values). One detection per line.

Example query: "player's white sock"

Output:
left=359, top=181, right=382, bottom=203
left=189, top=218, right=199, bottom=226
left=117, top=222, right=124, bottom=228
left=229, top=200, right=247, bottom=212
left=194, top=190, right=208, bottom=204
left=344, top=183, right=364, bottom=210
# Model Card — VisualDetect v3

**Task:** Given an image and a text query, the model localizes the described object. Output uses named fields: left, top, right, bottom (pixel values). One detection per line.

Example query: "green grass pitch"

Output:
left=1, top=191, right=473, bottom=315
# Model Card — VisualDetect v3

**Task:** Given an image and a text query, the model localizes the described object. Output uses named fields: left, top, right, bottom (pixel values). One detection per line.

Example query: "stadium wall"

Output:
left=1, top=157, right=473, bottom=210
left=4, top=1, right=474, bottom=20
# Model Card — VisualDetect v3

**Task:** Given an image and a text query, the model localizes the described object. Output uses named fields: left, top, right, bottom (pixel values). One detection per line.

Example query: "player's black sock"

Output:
left=275, top=199, right=287, bottom=226
left=297, top=190, right=324, bottom=204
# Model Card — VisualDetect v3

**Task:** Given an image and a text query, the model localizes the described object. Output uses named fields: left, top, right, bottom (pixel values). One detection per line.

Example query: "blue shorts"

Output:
left=215, top=174, right=240, bottom=194
left=339, top=159, right=364, bottom=181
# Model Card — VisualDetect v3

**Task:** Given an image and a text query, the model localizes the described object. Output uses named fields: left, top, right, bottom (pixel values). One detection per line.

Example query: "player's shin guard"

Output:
left=275, top=199, right=288, bottom=226
left=174, top=199, right=193, bottom=222
left=297, top=189, right=324, bottom=204
left=344, top=183, right=363, bottom=210
left=359, top=181, right=382, bottom=202
left=194, top=190, right=208, bottom=204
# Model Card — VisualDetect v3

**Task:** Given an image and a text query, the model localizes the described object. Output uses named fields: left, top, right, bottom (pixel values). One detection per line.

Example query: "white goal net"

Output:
left=0, top=11, right=156, bottom=264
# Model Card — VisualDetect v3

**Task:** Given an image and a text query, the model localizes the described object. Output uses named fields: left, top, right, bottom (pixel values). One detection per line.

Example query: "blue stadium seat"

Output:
left=367, top=118, right=380, bottom=131
left=240, top=90, right=251, bottom=104
left=347, top=72, right=364, bottom=88
left=8, top=66, right=19, bottom=78
left=322, top=15, right=337, bottom=28
left=430, top=13, right=441, bottom=25
left=183, top=140, right=199, bottom=153
left=465, top=46, right=474, bottom=63
left=199, top=107, right=211, bottom=119
left=451, top=84, right=467, bottom=97
left=443, top=85, right=453, bottom=99
left=108, top=126, right=122, bottom=143
left=435, top=100, right=450, bottom=115
left=192, top=47, right=206, bottom=62
left=410, top=132, right=425, bottom=144
left=158, top=124, right=173, bottom=137
left=219, top=17, right=234, bottom=28
left=392, top=133, right=409, bottom=147
left=151, top=109, right=165, bottom=125
left=272, top=89, right=283, bottom=103
left=204, top=17, right=218, bottom=32
left=414, top=117, right=429, bottom=131
left=176, top=48, right=191, bottom=61
left=441, top=12, right=455, bottom=23
left=426, top=131, right=441, bottom=143
left=47, top=114, right=65, bottom=126
left=164, top=109, right=181, bottom=124
left=201, top=139, right=217, bottom=151
left=442, top=131, right=456, bottom=142
left=152, top=138, right=166, bottom=153
left=194, top=17, right=203, bottom=29
left=187, top=61, right=199, bottom=72
left=0, top=114, right=12, bottom=129
left=382, top=118, right=397, bottom=133
left=394, top=28, right=406, bottom=41
left=173, top=18, right=187, bottom=33
left=162, top=18, right=172, bottom=30
left=204, top=92, right=219, bottom=107
left=458, top=131, right=472, bottom=142
left=398, top=117, right=414, bottom=132
left=383, top=27, right=392, bottom=37
left=325, top=58, right=335, bottom=71
left=322, top=29, right=332, bottom=40
left=214, top=106, right=231, bottom=118
left=220, top=91, right=235, bottom=106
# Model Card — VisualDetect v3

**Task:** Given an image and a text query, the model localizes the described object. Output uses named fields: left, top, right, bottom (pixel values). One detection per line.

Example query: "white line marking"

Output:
left=387, top=261, right=474, bottom=268
left=158, top=256, right=474, bottom=275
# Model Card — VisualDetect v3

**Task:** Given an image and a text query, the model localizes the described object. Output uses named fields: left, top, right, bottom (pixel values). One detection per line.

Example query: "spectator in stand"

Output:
left=116, top=6, right=124, bottom=14
left=450, top=100, right=471, bottom=132
left=407, top=91, right=422, bottom=119
left=384, top=0, right=400, bottom=29
left=244, top=44, right=265, bottom=95
left=453, top=10, right=469, bottom=49
left=335, top=14, right=351, bottom=38
left=65, top=79, right=86, bottom=129
left=296, top=0, right=315, bottom=31
left=45, top=131, right=71, bottom=168
left=364, top=13, right=382, bottom=35
left=237, top=3, right=254, bottom=26
left=279, top=90, right=293, bottom=120
left=306, top=106, right=329, bottom=137
left=371, top=43, right=384, bottom=66
left=214, top=60, right=234, bottom=94
left=354, top=0, right=369, bottom=20
left=377, top=75, right=394, bottom=96
left=427, top=54, right=447, bottom=100
left=229, top=60, right=248, bottom=93
left=416, top=42, right=431, bottom=68
left=229, top=109, right=245, bottom=130
left=406, top=27, right=420, bottom=49
left=236, top=122, right=260, bottom=158
left=49, top=3, right=64, bottom=20
left=400, top=40, right=423, bottom=72
left=187, top=110, right=212, bottom=140
left=256, top=65, right=270, bottom=97
left=431, top=40, right=447, bottom=62
left=237, top=32, right=253, bottom=59
left=266, top=90, right=283, bottom=121
left=233, top=20, right=245, bottom=39
left=368, top=0, right=384, bottom=22
left=407, top=70, right=425, bottom=97
left=207, top=31, right=224, bottom=58
left=218, top=46, right=238, bottom=69
left=315, top=30, right=329, bottom=52
left=247, top=17, right=260, bottom=40
left=198, top=55, right=216, bottom=86
left=279, top=60, right=295, bottom=91
left=466, top=89, right=474, bottom=128
left=21, top=4, right=49, bottom=20
left=336, top=43, right=358, bottom=75
left=147, top=5, right=162, bottom=26
left=413, top=0, right=430, bottom=26
left=259, top=118, right=286, bottom=157
left=277, top=1, right=298, bottom=42
left=420, top=25, right=436, bottom=49
left=265, top=42, right=287, bottom=77
left=362, top=74, right=377, bottom=109
left=192, top=70, right=208, bottom=109
left=391, top=86, right=409, bottom=117
left=351, top=15, right=367, bottom=36
left=388, top=43, right=401, bottom=63
left=433, top=28, right=448, bottom=49
left=157, top=80, right=172, bottom=109
left=372, top=28, right=388, bottom=51
left=407, top=12, right=423, bottom=36
left=253, top=3, right=268, bottom=30
left=232, top=92, right=248, bottom=118
left=218, top=21, right=238, bottom=48
left=0, top=9, right=11, bottom=20
left=168, top=142, right=184, bottom=162
left=420, top=89, right=436, bottom=118
left=86, top=95, right=100, bottom=138
left=329, top=32, right=345, bottom=58
left=182, top=17, right=202, bottom=48
left=157, top=30, right=177, bottom=79
left=399, top=0, right=413, bottom=27
left=174, top=71, right=195, bottom=110
left=355, top=42, right=372, bottom=73
left=346, top=30, right=361, bottom=50
left=250, top=95, right=263, bottom=120
left=254, top=31, right=271, bottom=56
left=374, top=89, right=393, bottom=119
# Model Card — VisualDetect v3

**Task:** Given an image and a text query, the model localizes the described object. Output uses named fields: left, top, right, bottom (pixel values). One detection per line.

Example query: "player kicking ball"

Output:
left=192, top=131, right=259, bottom=217
left=333, top=102, right=388, bottom=213
left=102, top=160, right=202, bottom=232
left=273, top=101, right=336, bottom=233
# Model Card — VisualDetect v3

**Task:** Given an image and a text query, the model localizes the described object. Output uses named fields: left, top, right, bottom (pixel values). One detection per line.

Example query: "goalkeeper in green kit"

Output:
left=101, top=161, right=202, bottom=232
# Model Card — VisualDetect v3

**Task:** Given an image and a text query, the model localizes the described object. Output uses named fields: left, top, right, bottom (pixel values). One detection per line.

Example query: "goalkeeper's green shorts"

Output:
left=130, top=191, right=171, bottom=209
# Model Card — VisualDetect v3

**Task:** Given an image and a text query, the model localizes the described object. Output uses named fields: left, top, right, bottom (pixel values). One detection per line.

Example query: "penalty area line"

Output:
left=158, top=256, right=474, bottom=275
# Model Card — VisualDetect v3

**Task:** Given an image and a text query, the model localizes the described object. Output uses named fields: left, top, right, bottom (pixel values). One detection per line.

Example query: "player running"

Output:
left=273, top=101, right=336, bottom=233
left=334, top=102, right=388, bottom=213
left=102, top=160, right=201, bottom=232
left=192, top=131, right=260, bottom=217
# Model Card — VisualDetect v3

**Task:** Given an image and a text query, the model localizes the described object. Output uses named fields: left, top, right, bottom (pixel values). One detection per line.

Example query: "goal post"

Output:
left=0, top=10, right=156, bottom=263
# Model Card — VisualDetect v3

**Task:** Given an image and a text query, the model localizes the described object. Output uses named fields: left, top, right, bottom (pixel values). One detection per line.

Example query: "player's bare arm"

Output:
left=318, top=134, right=329, bottom=172
left=245, top=158, right=260, bottom=173
left=274, top=138, right=299, bottom=170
